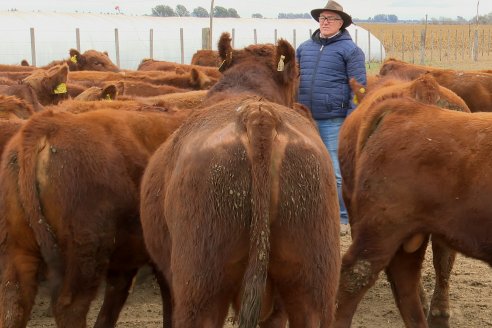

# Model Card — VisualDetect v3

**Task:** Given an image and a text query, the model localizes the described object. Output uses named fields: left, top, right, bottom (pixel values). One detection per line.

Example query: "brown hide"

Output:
left=0, top=108, right=191, bottom=327
left=335, top=98, right=492, bottom=328
left=131, top=90, right=208, bottom=110
left=19, top=64, right=69, bottom=108
left=73, top=85, right=118, bottom=101
left=338, top=75, right=471, bottom=327
left=0, top=64, right=68, bottom=112
left=44, top=49, right=119, bottom=72
left=206, top=32, right=298, bottom=108
left=117, top=80, right=188, bottom=97
left=68, top=68, right=217, bottom=91
left=0, top=64, right=35, bottom=72
left=140, top=34, right=338, bottom=327
left=0, top=95, right=35, bottom=119
left=47, top=98, right=172, bottom=114
left=379, top=58, right=492, bottom=112
left=190, top=49, right=220, bottom=67
left=137, top=58, right=222, bottom=80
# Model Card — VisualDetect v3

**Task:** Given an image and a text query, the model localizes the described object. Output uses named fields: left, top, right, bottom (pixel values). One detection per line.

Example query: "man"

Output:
left=296, top=0, right=366, bottom=230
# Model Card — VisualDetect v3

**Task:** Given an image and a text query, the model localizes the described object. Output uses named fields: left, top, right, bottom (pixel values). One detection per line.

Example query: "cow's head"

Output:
left=22, top=63, right=69, bottom=106
left=74, top=84, right=118, bottom=101
left=68, top=49, right=120, bottom=72
left=213, top=32, right=298, bottom=107
left=0, top=95, right=34, bottom=119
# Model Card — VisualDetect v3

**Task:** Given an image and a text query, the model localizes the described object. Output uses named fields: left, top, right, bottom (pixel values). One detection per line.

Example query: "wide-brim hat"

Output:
left=311, top=0, right=353, bottom=29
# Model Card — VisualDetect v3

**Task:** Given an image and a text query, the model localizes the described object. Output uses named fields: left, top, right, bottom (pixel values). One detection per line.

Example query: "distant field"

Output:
left=359, top=23, right=492, bottom=72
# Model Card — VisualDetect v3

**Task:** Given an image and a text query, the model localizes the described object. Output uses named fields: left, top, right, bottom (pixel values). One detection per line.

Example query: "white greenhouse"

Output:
left=0, top=12, right=386, bottom=70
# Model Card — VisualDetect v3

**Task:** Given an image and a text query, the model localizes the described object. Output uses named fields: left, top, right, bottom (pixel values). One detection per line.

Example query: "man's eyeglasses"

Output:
left=319, top=16, right=342, bottom=23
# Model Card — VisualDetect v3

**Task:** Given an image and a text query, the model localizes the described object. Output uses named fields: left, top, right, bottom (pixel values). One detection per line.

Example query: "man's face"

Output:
left=318, top=10, right=343, bottom=37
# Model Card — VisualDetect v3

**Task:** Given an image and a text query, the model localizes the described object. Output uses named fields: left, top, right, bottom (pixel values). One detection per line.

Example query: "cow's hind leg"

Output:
left=427, top=236, right=456, bottom=328
left=52, top=242, right=108, bottom=328
left=334, top=225, right=413, bottom=328
left=93, top=268, right=139, bottom=328
left=0, top=251, right=41, bottom=328
left=385, top=239, right=429, bottom=328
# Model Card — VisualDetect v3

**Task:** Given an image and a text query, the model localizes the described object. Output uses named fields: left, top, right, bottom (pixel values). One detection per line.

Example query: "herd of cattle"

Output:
left=0, top=30, right=490, bottom=328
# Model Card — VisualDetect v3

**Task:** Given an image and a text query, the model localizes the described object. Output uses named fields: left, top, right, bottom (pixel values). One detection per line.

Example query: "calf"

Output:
left=0, top=64, right=69, bottom=111
left=335, top=97, right=492, bottom=328
left=342, top=75, right=470, bottom=328
left=379, top=58, right=492, bottom=112
left=190, top=49, right=220, bottom=67
left=44, top=48, right=120, bottom=72
left=140, top=32, right=340, bottom=328
left=0, top=107, right=191, bottom=328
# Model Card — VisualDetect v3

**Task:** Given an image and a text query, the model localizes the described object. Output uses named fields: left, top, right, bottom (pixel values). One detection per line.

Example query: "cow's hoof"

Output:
left=427, top=309, right=450, bottom=328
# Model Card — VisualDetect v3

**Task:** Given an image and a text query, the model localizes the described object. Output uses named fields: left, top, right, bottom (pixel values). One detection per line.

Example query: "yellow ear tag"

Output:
left=353, top=94, right=359, bottom=105
left=359, top=87, right=366, bottom=94
left=53, top=83, right=67, bottom=94
left=105, top=93, right=112, bottom=101
left=70, top=55, right=78, bottom=63
left=277, top=55, right=285, bottom=72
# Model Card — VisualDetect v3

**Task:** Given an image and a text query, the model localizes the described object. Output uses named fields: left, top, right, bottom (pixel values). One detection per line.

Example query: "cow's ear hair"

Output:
left=45, top=63, right=68, bottom=93
left=218, top=32, right=233, bottom=72
left=411, top=73, right=440, bottom=104
left=102, top=84, right=117, bottom=100
left=349, top=78, right=367, bottom=104
left=275, top=39, right=297, bottom=84
left=69, top=49, right=86, bottom=68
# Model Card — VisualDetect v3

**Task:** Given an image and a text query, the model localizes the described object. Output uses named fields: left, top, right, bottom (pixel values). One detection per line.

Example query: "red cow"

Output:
left=73, top=84, right=118, bottom=101
left=0, top=107, right=192, bottom=328
left=379, top=58, right=492, bottom=113
left=190, top=49, right=220, bottom=67
left=137, top=58, right=222, bottom=80
left=342, top=75, right=470, bottom=328
left=140, top=32, right=340, bottom=328
left=0, top=95, right=35, bottom=119
left=0, top=64, right=69, bottom=111
left=44, top=49, right=120, bottom=72
left=334, top=96, right=492, bottom=328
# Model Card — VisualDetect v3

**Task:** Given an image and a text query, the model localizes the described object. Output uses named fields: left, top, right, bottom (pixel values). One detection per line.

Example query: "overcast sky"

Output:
left=1, top=0, right=490, bottom=20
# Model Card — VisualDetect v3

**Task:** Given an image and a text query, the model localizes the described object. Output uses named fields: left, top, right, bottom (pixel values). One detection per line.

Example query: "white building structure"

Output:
left=0, top=12, right=385, bottom=69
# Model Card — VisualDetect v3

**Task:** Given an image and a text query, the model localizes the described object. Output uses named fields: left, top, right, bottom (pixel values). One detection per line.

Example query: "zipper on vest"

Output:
left=320, top=45, right=324, bottom=51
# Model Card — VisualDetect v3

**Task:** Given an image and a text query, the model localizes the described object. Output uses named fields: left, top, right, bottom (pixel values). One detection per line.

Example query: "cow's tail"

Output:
left=238, top=103, right=279, bottom=328
left=18, top=126, right=63, bottom=289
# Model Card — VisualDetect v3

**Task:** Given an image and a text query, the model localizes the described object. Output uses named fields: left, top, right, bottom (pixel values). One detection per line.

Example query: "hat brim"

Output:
left=310, top=9, right=352, bottom=29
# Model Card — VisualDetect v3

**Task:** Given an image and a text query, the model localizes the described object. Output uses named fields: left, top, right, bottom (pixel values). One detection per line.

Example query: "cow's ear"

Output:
left=189, top=68, right=211, bottom=89
left=349, top=78, right=368, bottom=105
left=274, top=39, right=297, bottom=84
left=102, top=84, right=117, bottom=100
left=218, top=32, right=233, bottom=72
left=69, top=49, right=85, bottom=68
left=21, top=59, right=30, bottom=66
left=103, top=51, right=109, bottom=57
left=411, top=73, right=440, bottom=104
left=46, top=64, right=69, bottom=94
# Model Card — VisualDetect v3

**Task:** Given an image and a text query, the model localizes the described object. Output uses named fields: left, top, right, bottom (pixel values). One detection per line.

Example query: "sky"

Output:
left=0, top=0, right=490, bottom=21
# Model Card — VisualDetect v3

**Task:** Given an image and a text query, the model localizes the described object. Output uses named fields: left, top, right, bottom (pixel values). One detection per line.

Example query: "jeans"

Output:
left=315, top=117, right=348, bottom=224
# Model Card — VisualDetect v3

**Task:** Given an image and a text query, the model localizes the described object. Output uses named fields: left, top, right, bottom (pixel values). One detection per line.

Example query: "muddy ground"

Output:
left=27, top=232, right=492, bottom=327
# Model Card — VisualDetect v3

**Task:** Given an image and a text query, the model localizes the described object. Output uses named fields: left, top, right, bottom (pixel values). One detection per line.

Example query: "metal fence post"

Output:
left=30, top=27, right=36, bottom=67
left=76, top=28, right=81, bottom=51
left=180, top=28, right=184, bottom=64
left=114, top=28, right=120, bottom=68
left=150, top=29, right=154, bottom=59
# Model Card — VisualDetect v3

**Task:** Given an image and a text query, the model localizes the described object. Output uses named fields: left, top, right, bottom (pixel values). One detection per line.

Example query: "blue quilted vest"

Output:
left=296, top=29, right=367, bottom=119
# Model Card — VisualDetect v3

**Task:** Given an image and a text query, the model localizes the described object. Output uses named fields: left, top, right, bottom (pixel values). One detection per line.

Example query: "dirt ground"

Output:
left=27, top=232, right=492, bottom=328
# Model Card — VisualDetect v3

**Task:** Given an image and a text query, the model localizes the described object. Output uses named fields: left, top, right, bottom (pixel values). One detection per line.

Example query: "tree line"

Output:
left=150, top=5, right=492, bottom=24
